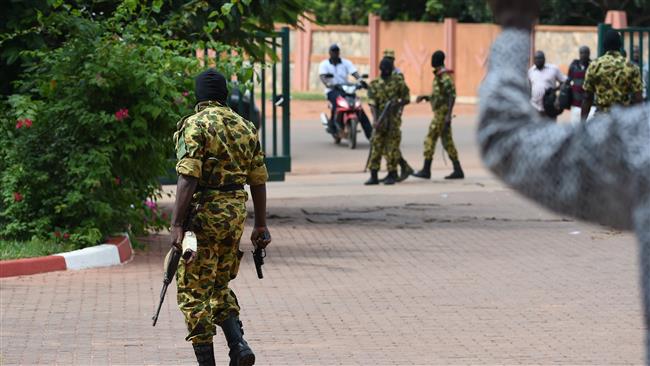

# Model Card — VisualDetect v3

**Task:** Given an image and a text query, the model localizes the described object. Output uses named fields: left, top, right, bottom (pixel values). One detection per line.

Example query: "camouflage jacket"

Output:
left=583, top=51, right=643, bottom=112
left=430, top=69, right=456, bottom=111
left=367, top=74, right=410, bottom=126
left=174, top=101, right=268, bottom=187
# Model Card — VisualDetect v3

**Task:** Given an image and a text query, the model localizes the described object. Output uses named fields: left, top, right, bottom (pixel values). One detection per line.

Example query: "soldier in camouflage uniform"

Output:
left=171, top=69, right=271, bottom=366
left=413, top=51, right=464, bottom=180
left=365, top=58, right=410, bottom=185
left=380, top=50, right=414, bottom=182
left=581, top=30, right=643, bottom=121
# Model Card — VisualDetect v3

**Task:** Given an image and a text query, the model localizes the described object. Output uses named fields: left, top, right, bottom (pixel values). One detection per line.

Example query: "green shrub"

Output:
left=0, top=13, right=198, bottom=247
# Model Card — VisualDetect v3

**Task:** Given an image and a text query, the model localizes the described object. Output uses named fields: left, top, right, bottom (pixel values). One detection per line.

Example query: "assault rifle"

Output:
left=152, top=219, right=197, bottom=326
left=364, top=100, right=396, bottom=172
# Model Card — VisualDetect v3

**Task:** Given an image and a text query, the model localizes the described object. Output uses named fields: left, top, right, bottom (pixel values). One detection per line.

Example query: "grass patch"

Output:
left=0, top=239, right=78, bottom=260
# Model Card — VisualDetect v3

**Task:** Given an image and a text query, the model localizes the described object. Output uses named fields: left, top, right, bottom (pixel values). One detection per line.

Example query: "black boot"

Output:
left=221, top=316, right=255, bottom=366
left=445, top=160, right=465, bottom=179
left=412, top=159, right=432, bottom=179
left=193, top=343, right=216, bottom=366
left=383, top=171, right=398, bottom=185
left=365, top=169, right=379, bottom=185
left=398, top=158, right=413, bottom=182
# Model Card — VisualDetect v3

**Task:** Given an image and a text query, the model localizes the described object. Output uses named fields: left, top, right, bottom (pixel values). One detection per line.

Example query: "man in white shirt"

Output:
left=319, top=44, right=370, bottom=137
left=528, top=51, right=567, bottom=120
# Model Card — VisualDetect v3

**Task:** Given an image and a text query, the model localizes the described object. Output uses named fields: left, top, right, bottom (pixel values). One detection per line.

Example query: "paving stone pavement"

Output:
left=0, top=182, right=645, bottom=365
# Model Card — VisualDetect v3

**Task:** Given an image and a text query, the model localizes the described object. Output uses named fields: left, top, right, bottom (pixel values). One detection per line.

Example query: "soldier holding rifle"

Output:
left=167, top=69, right=271, bottom=366
left=365, top=57, right=411, bottom=185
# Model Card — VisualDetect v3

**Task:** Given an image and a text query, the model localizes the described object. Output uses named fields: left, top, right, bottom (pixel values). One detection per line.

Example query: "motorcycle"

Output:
left=320, top=75, right=369, bottom=149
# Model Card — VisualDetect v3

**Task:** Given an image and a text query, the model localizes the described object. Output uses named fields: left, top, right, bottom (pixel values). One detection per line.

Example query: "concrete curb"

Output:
left=0, top=235, right=133, bottom=278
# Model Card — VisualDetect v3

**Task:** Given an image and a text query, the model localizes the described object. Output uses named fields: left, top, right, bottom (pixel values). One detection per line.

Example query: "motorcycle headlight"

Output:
left=343, top=85, right=356, bottom=94
left=337, top=98, right=349, bottom=108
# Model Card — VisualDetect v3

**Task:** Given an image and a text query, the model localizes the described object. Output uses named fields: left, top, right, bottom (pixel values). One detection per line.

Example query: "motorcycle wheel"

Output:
left=348, top=119, right=357, bottom=149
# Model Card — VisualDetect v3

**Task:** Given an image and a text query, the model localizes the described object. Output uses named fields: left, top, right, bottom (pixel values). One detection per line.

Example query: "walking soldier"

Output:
left=171, top=69, right=271, bottom=366
left=413, top=51, right=465, bottom=180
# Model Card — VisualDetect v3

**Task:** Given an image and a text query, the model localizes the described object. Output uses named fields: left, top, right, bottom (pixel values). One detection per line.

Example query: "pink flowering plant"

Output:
left=0, top=6, right=202, bottom=247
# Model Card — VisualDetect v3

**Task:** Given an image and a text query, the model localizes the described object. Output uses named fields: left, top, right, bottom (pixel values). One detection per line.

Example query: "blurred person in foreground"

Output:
left=480, top=0, right=650, bottom=362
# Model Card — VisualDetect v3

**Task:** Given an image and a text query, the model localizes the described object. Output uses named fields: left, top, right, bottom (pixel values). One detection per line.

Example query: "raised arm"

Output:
left=478, top=28, right=650, bottom=231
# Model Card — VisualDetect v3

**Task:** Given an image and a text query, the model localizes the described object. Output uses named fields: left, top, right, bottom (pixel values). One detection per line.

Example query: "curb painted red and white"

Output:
left=0, top=235, right=133, bottom=278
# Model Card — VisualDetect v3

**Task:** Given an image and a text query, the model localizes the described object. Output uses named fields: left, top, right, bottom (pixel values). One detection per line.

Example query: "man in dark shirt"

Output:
left=567, top=46, right=594, bottom=122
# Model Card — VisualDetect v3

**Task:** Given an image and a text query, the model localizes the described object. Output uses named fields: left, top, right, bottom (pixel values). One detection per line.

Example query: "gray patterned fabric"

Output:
left=479, top=29, right=650, bottom=361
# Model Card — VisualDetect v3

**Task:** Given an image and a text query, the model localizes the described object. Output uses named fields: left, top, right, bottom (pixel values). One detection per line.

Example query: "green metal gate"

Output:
left=229, top=27, right=291, bottom=181
left=258, top=27, right=292, bottom=181
left=598, top=23, right=650, bottom=100
left=160, top=28, right=292, bottom=184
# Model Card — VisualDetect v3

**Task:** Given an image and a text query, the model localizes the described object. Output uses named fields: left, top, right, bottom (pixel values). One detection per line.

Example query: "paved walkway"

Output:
left=1, top=176, right=644, bottom=365
left=1, top=108, right=644, bottom=365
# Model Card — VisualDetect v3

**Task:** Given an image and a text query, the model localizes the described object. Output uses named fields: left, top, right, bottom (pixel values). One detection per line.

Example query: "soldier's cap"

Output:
left=195, top=69, right=228, bottom=104
left=329, top=44, right=340, bottom=52
left=383, top=49, right=395, bottom=58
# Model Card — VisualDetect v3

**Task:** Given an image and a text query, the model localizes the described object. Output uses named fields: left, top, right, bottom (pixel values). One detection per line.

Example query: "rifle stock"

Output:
left=152, top=247, right=182, bottom=326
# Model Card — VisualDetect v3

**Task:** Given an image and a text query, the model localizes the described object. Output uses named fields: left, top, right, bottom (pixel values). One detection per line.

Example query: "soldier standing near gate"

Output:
left=412, top=51, right=465, bottom=180
left=381, top=49, right=414, bottom=182
left=171, top=69, right=271, bottom=366
left=365, top=58, right=410, bottom=185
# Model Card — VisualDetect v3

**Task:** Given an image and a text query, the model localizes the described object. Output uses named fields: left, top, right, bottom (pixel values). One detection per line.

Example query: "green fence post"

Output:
left=281, top=27, right=291, bottom=167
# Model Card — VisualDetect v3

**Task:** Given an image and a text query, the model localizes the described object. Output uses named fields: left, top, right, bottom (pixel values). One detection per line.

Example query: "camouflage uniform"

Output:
left=366, top=74, right=410, bottom=171
left=423, top=70, right=459, bottom=161
left=174, top=101, right=268, bottom=344
left=583, top=51, right=643, bottom=112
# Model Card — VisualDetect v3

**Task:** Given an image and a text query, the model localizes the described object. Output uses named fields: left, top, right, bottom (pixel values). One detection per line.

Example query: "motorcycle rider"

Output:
left=319, top=44, right=372, bottom=139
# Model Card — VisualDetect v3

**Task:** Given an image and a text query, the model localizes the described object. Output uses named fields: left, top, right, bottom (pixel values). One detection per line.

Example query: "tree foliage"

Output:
left=0, top=0, right=308, bottom=247
left=308, top=0, right=650, bottom=26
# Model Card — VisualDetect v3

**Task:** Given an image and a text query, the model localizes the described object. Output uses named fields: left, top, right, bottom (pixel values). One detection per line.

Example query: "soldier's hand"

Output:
left=486, top=0, right=540, bottom=30
left=170, top=225, right=184, bottom=251
left=251, top=226, right=272, bottom=249
left=184, top=250, right=197, bottom=266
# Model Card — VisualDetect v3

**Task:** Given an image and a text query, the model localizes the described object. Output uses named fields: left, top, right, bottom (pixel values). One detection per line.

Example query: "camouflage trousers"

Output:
left=423, top=111, right=459, bottom=161
left=177, top=191, right=247, bottom=344
left=367, top=127, right=401, bottom=171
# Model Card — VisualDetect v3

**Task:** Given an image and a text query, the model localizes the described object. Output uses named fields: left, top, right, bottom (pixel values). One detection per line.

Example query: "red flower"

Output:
left=13, top=192, right=23, bottom=202
left=54, top=231, right=62, bottom=238
left=23, top=119, right=32, bottom=128
left=182, top=91, right=189, bottom=97
left=63, top=233, right=70, bottom=240
left=114, top=176, right=121, bottom=185
left=114, top=108, right=129, bottom=121
left=15, top=120, right=23, bottom=129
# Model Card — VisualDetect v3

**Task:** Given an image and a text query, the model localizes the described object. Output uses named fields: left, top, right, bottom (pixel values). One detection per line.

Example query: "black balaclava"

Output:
left=195, top=69, right=228, bottom=104
left=431, top=51, right=445, bottom=69
left=603, top=30, right=622, bottom=53
left=379, top=57, right=394, bottom=79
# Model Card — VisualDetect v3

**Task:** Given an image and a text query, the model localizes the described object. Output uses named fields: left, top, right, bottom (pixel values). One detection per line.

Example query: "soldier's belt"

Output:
left=197, top=184, right=244, bottom=192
